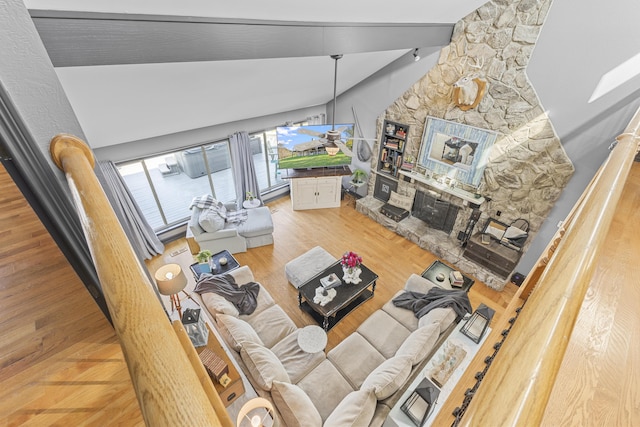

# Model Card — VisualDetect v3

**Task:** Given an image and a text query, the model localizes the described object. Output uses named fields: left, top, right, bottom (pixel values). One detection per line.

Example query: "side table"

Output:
left=242, top=199, right=261, bottom=209
left=196, top=323, right=245, bottom=407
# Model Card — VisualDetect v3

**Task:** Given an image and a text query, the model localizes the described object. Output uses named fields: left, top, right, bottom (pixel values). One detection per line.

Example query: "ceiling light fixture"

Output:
left=413, top=48, right=421, bottom=62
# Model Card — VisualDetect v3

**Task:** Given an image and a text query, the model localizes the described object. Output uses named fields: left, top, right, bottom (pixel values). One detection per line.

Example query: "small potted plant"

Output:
left=351, top=169, right=368, bottom=184
left=245, top=191, right=255, bottom=201
left=196, top=249, right=213, bottom=273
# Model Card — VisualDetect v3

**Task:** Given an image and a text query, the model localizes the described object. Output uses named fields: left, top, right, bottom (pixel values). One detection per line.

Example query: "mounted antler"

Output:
left=453, top=56, right=487, bottom=110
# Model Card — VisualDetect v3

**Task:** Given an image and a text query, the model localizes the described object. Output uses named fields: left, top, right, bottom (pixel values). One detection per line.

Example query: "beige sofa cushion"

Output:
left=323, top=388, right=377, bottom=427
left=240, top=341, right=290, bottom=391
left=271, top=381, right=322, bottom=427
left=357, top=310, right=412, bottom=359
left=395, top=323, right=439, bottom=366
left=418, top=307, right=457, bottom=334
left=270, top=330, right=326, bottom=384
left=297, top=359, right=355, bottom=421
left=216, top=314, right=263, bottom=351
left=328, top=332, right=386, bottom=389
left=201, top=292, right=240, bottom=318
left=382, top=290, right=419, bottom=331
left=245, top=304, right=297, bottom=348
left=360, top=355, right=413, bottom=400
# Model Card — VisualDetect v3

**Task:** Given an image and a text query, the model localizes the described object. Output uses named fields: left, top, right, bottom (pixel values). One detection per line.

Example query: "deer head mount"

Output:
left=452, top=57, right=487, bottom=111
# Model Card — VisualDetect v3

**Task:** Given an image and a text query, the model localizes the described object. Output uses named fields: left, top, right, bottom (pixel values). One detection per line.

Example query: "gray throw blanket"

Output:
left=194, top=274, right=260, bottom=315
left=392, top=287, right=472, bottom=319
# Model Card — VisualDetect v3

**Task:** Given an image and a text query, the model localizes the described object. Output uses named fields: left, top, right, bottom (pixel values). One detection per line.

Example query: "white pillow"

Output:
left=198, top=207, right=225, bottom=232
left=418, top=307, right=457, bottom=334
left=387, top=191, right=414, bottom=211
left=216, top=314, right=262, bottom=351
left=323, top=388, right=377, bottom=427
left=201, top=292, right=240, bottom=318
left=271, top=381, right=322, bottom=427
left=360, top=355, right=413, bottom=400
left=240, top=341, right=290, bottom=391
left=396, top=323, right=439, bottom=365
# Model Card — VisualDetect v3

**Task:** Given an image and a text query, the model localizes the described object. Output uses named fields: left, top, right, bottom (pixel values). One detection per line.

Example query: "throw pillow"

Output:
left=360, top=355, right=413, bottom=400
left=216, top=314, right=263, bottom=351
left=240, top=341, right=290, bottom=391
left=198, top=207, right=225, bottom=232
left=323, top=388, right=377, bottom=427
left=418, top=307, right=457, bottom=334
left=396, top=323, right=439, bottom=365
left=201, top=292, right=240, bottom=318
left=271, top=381, right=322, bottom=427
left=388, top=191, right=414, bottom=211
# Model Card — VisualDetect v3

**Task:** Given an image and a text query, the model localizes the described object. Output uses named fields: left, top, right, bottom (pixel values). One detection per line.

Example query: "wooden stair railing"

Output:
left=455, top=108, right=640, bottom=426
left=50, top=134, right=231, bottom=427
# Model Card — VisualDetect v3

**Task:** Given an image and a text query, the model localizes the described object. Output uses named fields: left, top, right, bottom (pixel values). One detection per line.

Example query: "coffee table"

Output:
left=421, top=260, right=474, bottom=292
left=298, top=261, right=378, bottom=331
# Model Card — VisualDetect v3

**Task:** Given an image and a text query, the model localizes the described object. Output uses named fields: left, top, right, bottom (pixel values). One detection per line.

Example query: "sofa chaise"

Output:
left=198, top=265, right=458, bottom=426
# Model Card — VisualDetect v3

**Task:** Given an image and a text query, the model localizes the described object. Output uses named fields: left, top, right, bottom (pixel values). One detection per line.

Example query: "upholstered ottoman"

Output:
left=236, top=206, right=274, bottom=248
left=285, top=246, right=337, bottom=288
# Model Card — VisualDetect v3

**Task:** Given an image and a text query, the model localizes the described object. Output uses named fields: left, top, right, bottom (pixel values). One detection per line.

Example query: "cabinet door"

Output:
left=291, top=179, right=319, bottom=210
left=315, top=178, right=341, bottom=208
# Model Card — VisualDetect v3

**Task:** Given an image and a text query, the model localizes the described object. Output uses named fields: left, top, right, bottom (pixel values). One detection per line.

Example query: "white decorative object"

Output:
left=342, top=267, right=362, bottom=284
left=313, top=287, right=336, bottom=306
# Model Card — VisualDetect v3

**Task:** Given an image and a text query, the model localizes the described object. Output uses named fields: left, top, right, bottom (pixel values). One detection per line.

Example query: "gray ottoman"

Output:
left=285, top=246, right=337, bottom=288
left=237, top=206, right=274, bottom=248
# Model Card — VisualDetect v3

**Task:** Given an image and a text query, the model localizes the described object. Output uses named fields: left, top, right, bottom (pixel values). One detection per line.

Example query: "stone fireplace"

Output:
left=412, top=190, right=460, bottom=234
left=356, top=0, right=575, bottom=290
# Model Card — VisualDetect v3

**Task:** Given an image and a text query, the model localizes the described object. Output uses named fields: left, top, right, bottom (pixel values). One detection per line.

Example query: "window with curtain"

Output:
left=116, top=121, right=302, bottom=232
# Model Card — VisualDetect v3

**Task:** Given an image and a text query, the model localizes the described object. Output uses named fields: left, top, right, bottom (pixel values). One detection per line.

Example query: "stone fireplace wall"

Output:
left=357, top=0, right=574, bottom=290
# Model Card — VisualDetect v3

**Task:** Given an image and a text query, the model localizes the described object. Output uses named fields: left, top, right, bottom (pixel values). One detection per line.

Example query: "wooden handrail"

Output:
left=458, top=108, right=640, bottom=426
left=50, top=134, right=223, bottom=426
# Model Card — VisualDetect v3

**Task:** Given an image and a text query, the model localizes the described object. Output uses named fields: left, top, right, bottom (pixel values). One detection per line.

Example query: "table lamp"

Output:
left=236, top=397, right=274, bottom=427
left=154, top=263, right=187, bottom=317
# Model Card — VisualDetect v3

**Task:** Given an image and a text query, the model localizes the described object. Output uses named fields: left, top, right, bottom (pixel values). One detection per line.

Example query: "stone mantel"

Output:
left=398, top=170, right=485, bottom=206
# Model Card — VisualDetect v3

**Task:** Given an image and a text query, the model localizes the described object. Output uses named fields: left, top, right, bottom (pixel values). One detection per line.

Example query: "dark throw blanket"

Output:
left=392, top=287, right=472, bottom=319
left=194, top=273, right=260, bottom=315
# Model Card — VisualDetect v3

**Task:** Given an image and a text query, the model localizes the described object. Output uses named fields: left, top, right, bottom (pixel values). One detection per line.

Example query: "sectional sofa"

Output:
left=198, top=265, right=457, bottom=426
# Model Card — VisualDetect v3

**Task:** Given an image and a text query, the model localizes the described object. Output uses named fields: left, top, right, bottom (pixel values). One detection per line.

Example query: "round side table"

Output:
left=297, top=325, right=327, bottom=353
left=242, top=199, right=261, bottom=209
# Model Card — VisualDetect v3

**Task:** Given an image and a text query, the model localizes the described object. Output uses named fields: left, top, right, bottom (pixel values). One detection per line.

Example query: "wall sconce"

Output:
left=460, top=303, right=495, bottom=343
left=413, top=48, right=421, bottom=62
left=400, top=377, right=440, bottom=425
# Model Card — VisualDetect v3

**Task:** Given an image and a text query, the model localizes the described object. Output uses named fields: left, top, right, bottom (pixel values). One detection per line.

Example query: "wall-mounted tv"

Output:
left=417, top=117, right=499, bottom=187
left=276, top=124, right=354, bottom=170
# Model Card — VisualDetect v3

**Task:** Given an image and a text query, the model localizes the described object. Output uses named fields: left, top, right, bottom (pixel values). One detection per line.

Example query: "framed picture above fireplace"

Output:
left=417, top=117, right=499, bottom=187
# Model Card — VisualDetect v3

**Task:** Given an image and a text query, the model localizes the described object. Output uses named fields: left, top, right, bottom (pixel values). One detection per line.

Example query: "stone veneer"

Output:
left=357, top=0, right=574, bottom=290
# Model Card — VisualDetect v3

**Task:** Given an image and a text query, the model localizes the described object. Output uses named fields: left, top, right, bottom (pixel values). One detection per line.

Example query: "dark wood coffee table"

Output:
left=421, top=260, right=474, bottom=292
left=189, top=249, right=239, bottom=280
left=298, top=261, right=378, bottom=331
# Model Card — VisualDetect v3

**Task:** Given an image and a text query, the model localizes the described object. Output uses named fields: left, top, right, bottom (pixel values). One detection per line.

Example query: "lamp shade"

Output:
left=154, top=264, right=187, bottom=296
left=236, top=397, right=274, bottom=427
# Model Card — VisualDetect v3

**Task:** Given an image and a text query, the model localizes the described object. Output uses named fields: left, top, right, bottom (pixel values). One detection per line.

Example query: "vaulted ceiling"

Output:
left=25, top=0, right=487, bottom=148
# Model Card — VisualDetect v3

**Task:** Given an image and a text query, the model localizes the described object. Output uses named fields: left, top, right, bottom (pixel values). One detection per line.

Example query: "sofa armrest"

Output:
left=403, top=274, right=439, bottom=294
left=195, top=227, right=239, bottom=242
left=229, top=265, right=255, bottom=285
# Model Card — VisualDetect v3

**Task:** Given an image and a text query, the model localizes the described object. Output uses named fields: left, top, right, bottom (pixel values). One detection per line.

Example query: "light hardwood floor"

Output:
left=147, top=195, right=518, bottom=353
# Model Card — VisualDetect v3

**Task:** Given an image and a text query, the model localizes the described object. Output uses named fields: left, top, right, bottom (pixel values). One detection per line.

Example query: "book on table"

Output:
left=320, top=273, right=342, bottom=289
left=450, top=270, right=464, bottom=288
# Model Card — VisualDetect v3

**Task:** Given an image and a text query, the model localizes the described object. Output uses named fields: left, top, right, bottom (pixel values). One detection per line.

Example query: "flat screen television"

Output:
left=276, top=124, right=354, bottom=170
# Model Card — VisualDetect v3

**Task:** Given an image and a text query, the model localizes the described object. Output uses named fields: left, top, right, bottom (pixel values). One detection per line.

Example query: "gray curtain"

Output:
left=229, top=131, right=261, bottom=207
left=98, top=161, right=164, bottom=259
